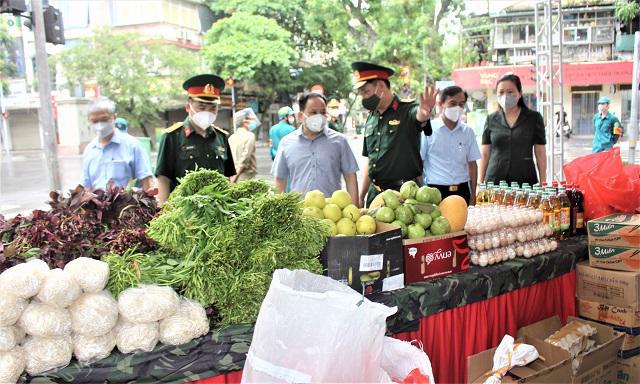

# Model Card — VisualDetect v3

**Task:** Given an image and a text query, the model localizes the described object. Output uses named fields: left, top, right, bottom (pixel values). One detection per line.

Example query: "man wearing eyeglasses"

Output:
left=420, top=85, right=481, bottom=205
left=155, top=74, right=236, bottom=203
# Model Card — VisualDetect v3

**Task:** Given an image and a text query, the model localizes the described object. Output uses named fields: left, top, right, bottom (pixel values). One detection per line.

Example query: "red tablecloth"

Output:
left=193, top=271, right=576, bottom=384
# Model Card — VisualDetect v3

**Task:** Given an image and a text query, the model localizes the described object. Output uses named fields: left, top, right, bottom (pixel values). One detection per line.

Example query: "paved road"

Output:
left=1, top=133, right=637, bottom=217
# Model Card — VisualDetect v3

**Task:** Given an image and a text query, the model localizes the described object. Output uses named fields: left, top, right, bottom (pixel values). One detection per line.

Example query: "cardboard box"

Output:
left=588, top=213, right=640, bottom=248
left=320, top=222, right=404, bottom=295
left=620, top=333, right=640, bottom=359
left=616, top=355, right=640, bottom=384
left=517, top=316, right=625, bottom=384
left=578, top=299, right=640, bottom=335
left=577, top=262, right=640, bottom=310
left=589, top=244, right=640, bottom=272
left=467, top=335, right=572, bottom=383
left=402, top=231, right=469, bottom=284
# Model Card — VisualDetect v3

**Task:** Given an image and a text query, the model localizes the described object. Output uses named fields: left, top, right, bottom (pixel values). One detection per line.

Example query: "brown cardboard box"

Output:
left=467, top=335, right=572, bottom=383
left=578, top=298, right=640, bottom=333
left=402, top=231, right=470, bottom=284
left=588, top=213, right=640, bottom=248
left=621, top=333, right=640, bottom=359
left=616, top=355, right=640, bottom=384
left=517, top=316, right=625, bottom=383
left=588, top=244, right=640, bottom=272
left=576, top=262, right=640, bottom=310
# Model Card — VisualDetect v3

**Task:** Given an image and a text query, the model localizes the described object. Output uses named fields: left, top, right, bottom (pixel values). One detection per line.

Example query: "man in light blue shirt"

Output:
left=269, top=106, right=296, bottom=160
left=82, top=97, right=153, bottom=191
left=420, top=86, right=481, bottom=204
left=272, top=93, right=359, bottom=204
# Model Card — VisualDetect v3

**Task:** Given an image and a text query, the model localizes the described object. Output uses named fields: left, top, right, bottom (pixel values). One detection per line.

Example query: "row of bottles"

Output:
left=476, top=181, right=585, bottom=241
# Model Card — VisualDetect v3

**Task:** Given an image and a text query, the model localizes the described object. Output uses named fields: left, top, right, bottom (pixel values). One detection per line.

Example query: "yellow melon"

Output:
left=438, top=195, right=468, bottom=232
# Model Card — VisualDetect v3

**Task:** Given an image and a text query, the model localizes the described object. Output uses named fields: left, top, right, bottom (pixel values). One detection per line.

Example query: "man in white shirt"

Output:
left=420, top=86, right=481, bottom=204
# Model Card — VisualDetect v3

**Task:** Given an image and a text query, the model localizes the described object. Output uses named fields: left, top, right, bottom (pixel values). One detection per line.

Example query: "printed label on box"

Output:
left=359, top=254, right=384, bottom=272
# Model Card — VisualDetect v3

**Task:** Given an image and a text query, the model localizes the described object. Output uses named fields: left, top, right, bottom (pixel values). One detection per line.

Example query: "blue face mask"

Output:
left=248, top=121, right=258, bottom=131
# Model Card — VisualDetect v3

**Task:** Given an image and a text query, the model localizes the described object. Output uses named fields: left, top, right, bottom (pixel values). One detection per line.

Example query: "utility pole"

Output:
left=32, top=0, right=61, bottom=191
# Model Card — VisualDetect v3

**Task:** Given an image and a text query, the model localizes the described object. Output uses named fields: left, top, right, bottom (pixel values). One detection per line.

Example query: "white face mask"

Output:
left=287, top=116, right=295, bottom=125
left=190, top=110, right=217, bottom=129
left=443, top=106, right=464, bottom=122
left=498, top=94, right=519, bottom=110
left=91, top=121, right=113, bottom=138
left=304, top=114, right=326, bottom=133
left=597, top=104, right=606, bottom=113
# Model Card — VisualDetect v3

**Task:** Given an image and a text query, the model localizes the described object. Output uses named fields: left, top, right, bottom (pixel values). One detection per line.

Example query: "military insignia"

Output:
left=164, top=121, right=183, bottom=133
left=400, top=98, right=416, bottom=103
left=213, top=125, right=229, bottom=136
left=389, top=120, right=401, bottom=126
left=217, top=146, right=226, bottom=152
left=203, top=84, right=215, bottom=96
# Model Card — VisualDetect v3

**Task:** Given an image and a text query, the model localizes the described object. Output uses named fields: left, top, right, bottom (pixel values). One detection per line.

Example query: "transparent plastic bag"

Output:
left=115, top=320, right=158, bottom=354
left=64, top=257, right=110, bottom=293
left=23, top=335, right=73, bottom=375
left=118, top=285, right=179, bottom=323
left=242, top=269, right=397, bottom=383
left=381, top=337, right=435, bottom=384
left=36, top=268, right=82, bottom=308
left=18, top=303, right=71, bottom=337
left=0, top=294, right=27, bottom=326
left=0, top=346, right=25, bottom=384
left=73, top=330, right=116, bottom=364
left=0, top=326, right=23, bottom=352
left=69, top=291, right=119, bottom=337
left=0, top=259, right=49, bottom=299
left=159, top=298, right=209, bottom=346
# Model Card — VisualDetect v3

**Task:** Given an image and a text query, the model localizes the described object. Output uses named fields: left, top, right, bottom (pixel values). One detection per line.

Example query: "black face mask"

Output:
left=361, top=85, right=382, bottom=111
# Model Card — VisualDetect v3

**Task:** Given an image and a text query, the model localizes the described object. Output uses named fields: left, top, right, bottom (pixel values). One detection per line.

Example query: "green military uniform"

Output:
left=155, top=118, right=236, bottom=191
left=155, top=73, right=236, bottom=192
left=328, top=119, right=343, bottom=133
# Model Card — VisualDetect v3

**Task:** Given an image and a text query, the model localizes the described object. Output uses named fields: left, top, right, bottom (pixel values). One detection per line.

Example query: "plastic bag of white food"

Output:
left=64, top=257, right=109, bottom=293
left=159, top=298, right=209, bottom=346
left=23, top=335, right=73, bottom=375
left=0, top=293, right=26, bottom=326
left=115, top=320, right=158, bottom=354
left=18, top=302, right=71, bottom=337
left=69, top=291, right=119, bottom=337
left=118, top=285, right=179, bottom=323
left=73, top=330, right=116, bottom=364
left=381, top=337, right=435, bottom=384
left=0, top=259, right=49, bottom=299
left=0, top=326, right=23, bottom=352
left=0, top=347, right=25, bottom=384
left=36, top=268, right=82, bottom=308
left=241, top=269, right=397, bottom=384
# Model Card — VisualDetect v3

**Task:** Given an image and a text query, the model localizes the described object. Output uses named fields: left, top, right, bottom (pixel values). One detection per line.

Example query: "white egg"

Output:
left=550, top=240, right=558, bottom=251
left=506, top=232, right=515, bottom=244
left=476, top=241, right=485, bottom=251
left=517, top=230, right=526, bottom=243
left=523, top=249, right=532, bottom=258
left=516, top=246, right=524, bottom=256
left=525, top=228, right=533, bottom=241
left=484, top=237, right=493, bottom=250
left=492, top=236, right=500, bottom=248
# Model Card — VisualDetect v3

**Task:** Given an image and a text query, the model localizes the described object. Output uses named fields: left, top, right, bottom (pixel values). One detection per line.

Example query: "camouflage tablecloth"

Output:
left=28, top=236, right=587, bottom=383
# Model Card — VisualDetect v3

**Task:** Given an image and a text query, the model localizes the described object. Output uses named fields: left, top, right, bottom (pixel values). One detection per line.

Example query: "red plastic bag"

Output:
left=563, top=148, right=640, bottom=220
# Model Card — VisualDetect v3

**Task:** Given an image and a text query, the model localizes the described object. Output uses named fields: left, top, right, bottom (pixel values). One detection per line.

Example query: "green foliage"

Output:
left=0, top=18, right=16, bottom=92
left=615, top=0, right=639, bottom=32
left=52, top=28, right=199, bottom=136
left=291, top=60, right=353, bottom=99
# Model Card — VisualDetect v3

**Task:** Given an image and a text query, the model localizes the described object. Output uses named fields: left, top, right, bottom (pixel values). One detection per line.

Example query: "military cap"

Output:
left=327, top=99, right=340, bottom=109
left=183, top=74, right=225, bottom=104
left=114, top=117, right=128, bottom=131
left=597, top=96, right=611, bottom=104
left=351, top=62, right=394, bottom=89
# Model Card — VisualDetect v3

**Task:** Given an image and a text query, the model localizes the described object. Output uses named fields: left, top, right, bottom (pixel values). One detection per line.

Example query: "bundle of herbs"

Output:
left=106, top=171, right=328, bottom=325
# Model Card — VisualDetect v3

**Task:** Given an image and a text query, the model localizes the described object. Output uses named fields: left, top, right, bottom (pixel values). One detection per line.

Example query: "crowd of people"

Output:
left=80, top=61, right=624, bottom=207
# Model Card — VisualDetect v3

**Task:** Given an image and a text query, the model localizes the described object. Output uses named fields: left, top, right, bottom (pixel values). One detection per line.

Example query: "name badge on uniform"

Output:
left=389, top=120, right=400, bottom=126
left=449, top=185, right=458, bottom=192
left=181, top=145, right=196, bottom=151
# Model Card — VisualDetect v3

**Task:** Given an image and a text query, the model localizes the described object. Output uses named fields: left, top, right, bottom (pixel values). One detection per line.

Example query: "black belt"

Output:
left=373, top=177, right=421, bottom=192
left=428, top=182, right=469, bottom=192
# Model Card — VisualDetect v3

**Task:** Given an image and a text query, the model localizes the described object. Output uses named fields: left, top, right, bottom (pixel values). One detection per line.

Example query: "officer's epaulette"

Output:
left=212, top=124, right=229, bottom=136
left=164, top=122, right=183, bottom=133
left=399, top=98, right=416, bottom=103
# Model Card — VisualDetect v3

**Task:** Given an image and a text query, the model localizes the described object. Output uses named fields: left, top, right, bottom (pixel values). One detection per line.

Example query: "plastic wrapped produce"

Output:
left=0, top=326, right=21, bottom=352
left=115, top=320, right=158, bottom=354
left=23, top=335, right=73, bottom=375
left=73, top=330, right=116, bottom=364
left=0, top=259, right=49, bottom=299
left=159, top=299, right=209, bottom=346
left=69, top=291, right=119, bottom=337
left=36, top=268, right=82, bottom=308
left=0, top=294, right=27, bottom=326
left=64, top=257, right=109, bottom=293
left=0, top=347, right=25, bottom=384
left=118, top=285, right=179, bottom=323
left=18, top=303, right=71, bottom=337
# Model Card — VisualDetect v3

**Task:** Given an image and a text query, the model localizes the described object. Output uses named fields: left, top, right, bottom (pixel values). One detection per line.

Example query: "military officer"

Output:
left=352, top=62, right=438, bottom=207
left=155, top=74, right=236, bottom=203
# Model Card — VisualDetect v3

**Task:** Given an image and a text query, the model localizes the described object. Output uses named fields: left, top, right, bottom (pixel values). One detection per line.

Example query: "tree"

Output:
left=615, top=0, right=639, bottom=34
left=52, top=28, right=199, bottom=138
left=0, top=18, right=16, bottom=92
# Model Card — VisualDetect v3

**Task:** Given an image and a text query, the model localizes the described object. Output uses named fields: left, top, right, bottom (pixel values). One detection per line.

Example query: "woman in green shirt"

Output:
left=479, top=74, right=547, bottom=186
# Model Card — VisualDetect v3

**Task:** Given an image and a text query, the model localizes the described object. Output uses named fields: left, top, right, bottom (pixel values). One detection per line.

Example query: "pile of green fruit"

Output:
left=302, top=190, right=377, bottom=236
left=370, top=181, right=451, bottom=239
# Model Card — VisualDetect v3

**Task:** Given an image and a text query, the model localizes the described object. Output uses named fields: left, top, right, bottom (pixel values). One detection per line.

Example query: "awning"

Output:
left=451, top=61, right=633, bottom=90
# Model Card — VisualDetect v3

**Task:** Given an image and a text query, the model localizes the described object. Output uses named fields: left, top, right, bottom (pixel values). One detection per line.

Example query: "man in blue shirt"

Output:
left=272, top=93, right=359, bottom=204
left=82, top=97, right=153, bottom=191
left=269, top=106, right=296, bottom=160
left=592, top=96, right=623, bottom=153
left=420, top=86, right=481, bottom=204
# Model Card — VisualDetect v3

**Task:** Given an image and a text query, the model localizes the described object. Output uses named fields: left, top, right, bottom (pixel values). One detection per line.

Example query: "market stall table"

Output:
left=27, top=236, right=587, bottom=384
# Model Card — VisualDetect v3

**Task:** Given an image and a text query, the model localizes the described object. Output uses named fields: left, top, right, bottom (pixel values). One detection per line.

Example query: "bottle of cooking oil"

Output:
left=526, top=191, right=540, bottom=208
left=514, top=188, right=527, bottom=207
left=502, top=187, right=516, bottom=206
left=476, top=184, right=488, bottom=205
left=510, top=182, right=519, bottom=190
left=547, top=188, right=562, bottom=240
left=491, top=185, right=504, bottom=204
left=558, top=187, right=571, bottom=240
left=539, top=192, right=554, bottom=236
left=486, top=182, right=495, bottom=204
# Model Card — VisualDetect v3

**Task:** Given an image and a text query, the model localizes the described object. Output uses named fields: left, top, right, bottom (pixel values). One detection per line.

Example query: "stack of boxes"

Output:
left=578, top=213, right=640, bottom=384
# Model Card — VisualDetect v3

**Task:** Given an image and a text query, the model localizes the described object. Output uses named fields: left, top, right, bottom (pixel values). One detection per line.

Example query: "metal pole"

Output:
left=230, top=85, right=236, bottom=133
left=32, top=0, right=61, bottom=191
left=629, top=31, right=640, bottom=164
